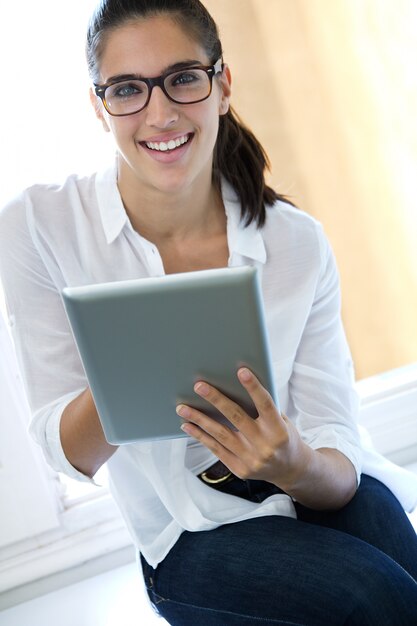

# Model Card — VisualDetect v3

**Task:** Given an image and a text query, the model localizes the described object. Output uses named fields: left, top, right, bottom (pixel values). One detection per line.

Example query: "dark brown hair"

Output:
left=86, top=0, right=291, bottom=227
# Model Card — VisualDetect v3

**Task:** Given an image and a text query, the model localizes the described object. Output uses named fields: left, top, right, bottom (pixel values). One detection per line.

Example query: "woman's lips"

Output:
left=144, top=132, right=192, bottom=152
left=139, top=132, right=194, bottom=163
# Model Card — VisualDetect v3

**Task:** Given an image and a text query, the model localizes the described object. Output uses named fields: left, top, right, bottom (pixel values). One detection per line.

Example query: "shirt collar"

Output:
left=95, top=164, right=267, bottom=264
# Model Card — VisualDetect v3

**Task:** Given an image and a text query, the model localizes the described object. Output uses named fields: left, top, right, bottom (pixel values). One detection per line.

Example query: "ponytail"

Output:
left=213, top=107, right=293, bottom=227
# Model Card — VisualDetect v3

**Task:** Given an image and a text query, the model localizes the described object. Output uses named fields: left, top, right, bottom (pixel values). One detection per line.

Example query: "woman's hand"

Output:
left=176, top=367, right=358, bottom=509
left=176, top=367, right=310, bottom=490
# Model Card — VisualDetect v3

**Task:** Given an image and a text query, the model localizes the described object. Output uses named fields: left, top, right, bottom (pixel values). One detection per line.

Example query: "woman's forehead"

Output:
left=98, top=15, right=208, bottom=81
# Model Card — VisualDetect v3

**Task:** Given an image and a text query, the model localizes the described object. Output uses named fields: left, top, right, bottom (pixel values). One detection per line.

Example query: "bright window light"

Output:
left=0, top=0, right=114, bottom=209
left=0, top=1, right=114, bottom=502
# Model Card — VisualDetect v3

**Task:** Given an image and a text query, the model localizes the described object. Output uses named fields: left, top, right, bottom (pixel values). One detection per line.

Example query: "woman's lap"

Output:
left=294, top=474, right=417, bottom=580
left=140, top=476, right=417, bottom=625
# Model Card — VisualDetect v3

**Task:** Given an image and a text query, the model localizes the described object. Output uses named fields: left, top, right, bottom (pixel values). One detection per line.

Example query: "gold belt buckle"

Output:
left=200, top=469, right=233, bottom=485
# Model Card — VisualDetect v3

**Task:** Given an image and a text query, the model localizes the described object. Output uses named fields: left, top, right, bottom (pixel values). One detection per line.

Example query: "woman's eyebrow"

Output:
left=104, top=59, right=204, bottom=84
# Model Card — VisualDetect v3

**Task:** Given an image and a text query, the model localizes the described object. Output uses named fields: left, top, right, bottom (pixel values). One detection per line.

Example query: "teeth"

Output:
left=145, top=134, right=190, bottom=152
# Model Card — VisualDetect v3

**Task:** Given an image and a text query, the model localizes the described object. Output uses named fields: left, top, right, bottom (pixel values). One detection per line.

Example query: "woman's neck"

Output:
left=117, top=170, right=225, bottom=246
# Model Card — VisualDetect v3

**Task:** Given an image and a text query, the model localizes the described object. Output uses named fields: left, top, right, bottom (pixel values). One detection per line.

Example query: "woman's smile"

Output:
left=138, top=131, right=194, bottom=163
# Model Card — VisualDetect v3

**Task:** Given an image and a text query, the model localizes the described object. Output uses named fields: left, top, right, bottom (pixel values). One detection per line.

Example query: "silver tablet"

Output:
left=62, top=266, right=277, bottom=444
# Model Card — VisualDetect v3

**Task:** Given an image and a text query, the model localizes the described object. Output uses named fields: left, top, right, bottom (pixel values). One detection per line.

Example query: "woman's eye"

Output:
left=171, top=71, right=201, bottom=87
left=110, top=82, right=144, bottom=99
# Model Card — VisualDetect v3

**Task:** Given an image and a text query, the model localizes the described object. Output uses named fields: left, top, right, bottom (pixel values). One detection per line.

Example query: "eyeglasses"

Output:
left=94, top=58, right=224, bottom=117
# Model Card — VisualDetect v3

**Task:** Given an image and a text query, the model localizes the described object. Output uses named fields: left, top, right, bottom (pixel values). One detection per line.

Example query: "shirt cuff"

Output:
left=29, top=390, right=98, bottom=484
left=307, top=428, right=363, bottom=487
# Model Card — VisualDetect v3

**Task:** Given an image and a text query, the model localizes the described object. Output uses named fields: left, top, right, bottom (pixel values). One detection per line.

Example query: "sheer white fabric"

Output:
left=0, top=314, right=28, bottom=427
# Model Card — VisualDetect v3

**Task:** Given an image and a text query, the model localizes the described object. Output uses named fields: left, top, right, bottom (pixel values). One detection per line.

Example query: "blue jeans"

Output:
left=140, top=475, right=417, bottom=625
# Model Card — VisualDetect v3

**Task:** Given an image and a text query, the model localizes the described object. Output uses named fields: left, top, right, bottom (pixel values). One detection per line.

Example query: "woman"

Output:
left=1, top=0, right=417, bottom=623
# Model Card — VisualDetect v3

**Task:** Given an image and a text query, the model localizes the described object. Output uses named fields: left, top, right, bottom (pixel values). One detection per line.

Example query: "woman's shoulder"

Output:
left=260, top=199, right=334, bottom=278
left=265, top=198, right=324, bottom=245
left=11, top=171, right=96, bottom=209
left=0, top=171, right=99, bottom=232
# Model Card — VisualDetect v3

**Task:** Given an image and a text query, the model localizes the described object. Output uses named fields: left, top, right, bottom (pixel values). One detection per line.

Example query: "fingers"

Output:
left=236, top=368, right=281, bottom=423
left=177, top=403, right=246, bottom=475
left=177, top=402, right=242, bottom=454
left=193, top=381, right=252, bottom=432
left=177, top=370, right=292, bottom=483
left=178, top=368, right=282, bottom=442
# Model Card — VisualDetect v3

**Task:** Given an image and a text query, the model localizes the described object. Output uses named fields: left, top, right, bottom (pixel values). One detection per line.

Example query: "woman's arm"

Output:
left=282, top=446, right=357, bottom=510
left=0, top=195, right=115, bottom=481
left=60, top=388, right=118, bottom=478
left=177, top=220, right=361, bottom=511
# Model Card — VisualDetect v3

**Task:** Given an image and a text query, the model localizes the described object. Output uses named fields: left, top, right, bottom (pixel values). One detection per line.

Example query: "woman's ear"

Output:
left=89, top=87, right=111, bottom=133
left=218, top=64, right=232, bottom=116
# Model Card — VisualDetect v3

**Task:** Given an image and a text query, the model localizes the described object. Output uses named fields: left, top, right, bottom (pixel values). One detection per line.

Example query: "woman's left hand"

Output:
left=176, top=367, right=312, bottom=490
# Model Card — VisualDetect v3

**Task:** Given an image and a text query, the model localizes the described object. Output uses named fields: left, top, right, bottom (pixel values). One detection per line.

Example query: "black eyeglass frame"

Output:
left=94, top=58, right=224, bottom=117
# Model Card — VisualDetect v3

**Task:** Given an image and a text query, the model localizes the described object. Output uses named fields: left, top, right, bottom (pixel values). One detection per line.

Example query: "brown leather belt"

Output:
left=199, top=460, right=235, bottom=485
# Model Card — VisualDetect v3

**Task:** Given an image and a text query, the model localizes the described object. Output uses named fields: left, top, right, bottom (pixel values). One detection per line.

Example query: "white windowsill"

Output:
left=0, top=561, right=167, bottom=626
left=0, top=492, right=133, bottom=606
left=356, top=362, right=417, bottom=465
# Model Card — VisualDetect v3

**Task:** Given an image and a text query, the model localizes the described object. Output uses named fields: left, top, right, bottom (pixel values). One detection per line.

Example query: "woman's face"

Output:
left=93, top=15, right=231, bottom=198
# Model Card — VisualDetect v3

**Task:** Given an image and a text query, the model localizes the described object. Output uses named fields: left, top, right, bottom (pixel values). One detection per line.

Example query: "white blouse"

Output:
left=0, top=164, right=415, bottom=568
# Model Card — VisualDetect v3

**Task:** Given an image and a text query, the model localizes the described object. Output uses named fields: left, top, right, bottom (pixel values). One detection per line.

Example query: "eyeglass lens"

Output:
left=104, top=68, right=212, bottom=115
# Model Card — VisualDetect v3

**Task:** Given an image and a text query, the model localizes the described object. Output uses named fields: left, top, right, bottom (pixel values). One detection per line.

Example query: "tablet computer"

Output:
left=62, top=266, right=277, bottom=444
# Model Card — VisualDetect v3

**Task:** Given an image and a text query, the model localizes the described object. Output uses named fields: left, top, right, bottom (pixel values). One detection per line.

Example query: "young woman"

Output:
left=1, top=1, right=417, bottom=623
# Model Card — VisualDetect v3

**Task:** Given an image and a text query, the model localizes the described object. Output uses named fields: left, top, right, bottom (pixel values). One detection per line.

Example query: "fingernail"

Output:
left=194, top=382, right=209, bottom=396
left=239, top=368, right=252, bottom=382
left=176, top=404, right=190, bottom=418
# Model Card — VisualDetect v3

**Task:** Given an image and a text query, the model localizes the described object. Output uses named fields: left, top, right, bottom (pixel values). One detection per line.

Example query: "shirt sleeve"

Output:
left=0, top=193, right=93, bottom=482
left=287, top=224, right=363, bottom=484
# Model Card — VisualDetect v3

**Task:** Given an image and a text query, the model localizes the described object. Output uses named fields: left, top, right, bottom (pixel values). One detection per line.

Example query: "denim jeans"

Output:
left=140, top=475, right=417, bottom=625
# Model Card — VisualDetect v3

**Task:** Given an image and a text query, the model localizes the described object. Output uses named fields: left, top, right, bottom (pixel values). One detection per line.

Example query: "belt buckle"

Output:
left=200, top=471, right=233, bottom=484
left=200, top=464, right=233, bottom=485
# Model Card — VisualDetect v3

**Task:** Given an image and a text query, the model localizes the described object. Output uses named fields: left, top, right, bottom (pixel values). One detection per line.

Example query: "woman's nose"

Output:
left=145, top=86, right=179, bottom=128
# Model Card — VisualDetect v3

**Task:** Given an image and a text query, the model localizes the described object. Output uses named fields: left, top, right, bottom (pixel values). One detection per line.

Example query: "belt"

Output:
left=199, top=460, right=235, bottom=485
